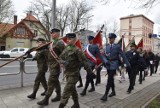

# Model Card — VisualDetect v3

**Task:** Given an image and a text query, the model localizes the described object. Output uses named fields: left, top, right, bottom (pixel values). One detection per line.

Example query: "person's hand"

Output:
left=60, top=60, right=69, bottom=66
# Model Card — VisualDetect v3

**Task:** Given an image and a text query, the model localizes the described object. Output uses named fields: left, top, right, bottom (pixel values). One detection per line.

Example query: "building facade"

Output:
left=120, top=14, right=154, bottom=51
left=0, top=13, right=49, bottom=51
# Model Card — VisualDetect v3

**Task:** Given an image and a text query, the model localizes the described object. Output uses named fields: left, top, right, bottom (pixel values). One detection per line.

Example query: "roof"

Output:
left=120, top=14, right=154, bottom=24
left=0, top=23, right=15, bottom=37
left=23, top=14, right=39, bottom=22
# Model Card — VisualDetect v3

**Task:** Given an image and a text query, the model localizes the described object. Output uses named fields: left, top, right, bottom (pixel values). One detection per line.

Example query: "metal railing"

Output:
left=0, top=58, right=38, bottom=87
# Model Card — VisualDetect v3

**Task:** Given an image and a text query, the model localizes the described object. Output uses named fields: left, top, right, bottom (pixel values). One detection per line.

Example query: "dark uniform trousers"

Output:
left=46, top=64, right=61, bottom=97
left=61, top=75, right=79, bottom=105
left=128, top=66, right=139, bottom=90
left=96, top=66, right=103, bottom=84
left=34, top=65, right=48, bottom=92
left=105, top=70, right=116, bottom=94
left=150, top=64, right=154, bottom=76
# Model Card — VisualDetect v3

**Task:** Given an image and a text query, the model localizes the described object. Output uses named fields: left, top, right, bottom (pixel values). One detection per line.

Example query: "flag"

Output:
left=118, top=35, right=125, bottom=52
left=137, top=38, right=143, bottom=49
left=93, top=31, right=103, bottom=49
left=62, top=36, right=82, bottom=50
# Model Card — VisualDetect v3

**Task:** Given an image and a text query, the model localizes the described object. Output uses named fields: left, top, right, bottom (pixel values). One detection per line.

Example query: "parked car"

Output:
left=0, top=47, right=36, bottom=58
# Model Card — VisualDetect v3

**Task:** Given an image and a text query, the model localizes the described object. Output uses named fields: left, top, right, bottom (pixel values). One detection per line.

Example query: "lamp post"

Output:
left=51, top=0, right=56, bottom=29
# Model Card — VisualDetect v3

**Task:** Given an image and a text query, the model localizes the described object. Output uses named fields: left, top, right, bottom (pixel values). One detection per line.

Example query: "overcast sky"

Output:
left=12, top=0, right=160, bottom=34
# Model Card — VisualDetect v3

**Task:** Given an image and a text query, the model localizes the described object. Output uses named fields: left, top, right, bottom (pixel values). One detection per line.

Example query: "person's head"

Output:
left=66, top=33, right=77, bottom=45
left=137, top=47, right=143, bottom=53
left=36, top=38, right=46, bottom=46
left=51, top=28, right=60, bottom=39
left=130, top=43, right=137, bottom=51
left=108, top=33, right=117, bottom=44
left=88, top=36, right=94, bottom=44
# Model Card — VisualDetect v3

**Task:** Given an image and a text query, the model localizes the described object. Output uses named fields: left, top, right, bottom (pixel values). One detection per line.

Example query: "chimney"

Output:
left=14, top=15, right=17, bottom=24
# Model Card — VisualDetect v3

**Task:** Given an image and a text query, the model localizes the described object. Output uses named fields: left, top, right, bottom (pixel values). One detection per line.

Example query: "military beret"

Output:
left=37, top=38, right=45, bottom=42
left=51, top=28, right=60, bottom=33
left=108, top=33, right=117, bottom=38
left=66, top=33, right=76, bottom=38
left=88, top=35, right=94, bottom=41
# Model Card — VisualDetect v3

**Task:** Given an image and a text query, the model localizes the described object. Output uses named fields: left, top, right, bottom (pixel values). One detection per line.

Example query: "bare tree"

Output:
left=68, top=0, right=93, bottom=32
left=0, top=0, right=15, bottom=23
left=56, top=5, right=70, bottom=36
left=109, top=20, right=119, bottom=35
left=96, top=0, right=159, bottom=10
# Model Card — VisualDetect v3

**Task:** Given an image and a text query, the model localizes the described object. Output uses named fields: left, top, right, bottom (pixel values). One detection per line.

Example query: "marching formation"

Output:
left=25, top=28, right=160, bottom=108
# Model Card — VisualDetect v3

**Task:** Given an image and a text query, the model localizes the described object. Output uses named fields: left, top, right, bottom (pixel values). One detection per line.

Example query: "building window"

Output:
left=16, top=27, right=26, bottom=35
left=34, top=30, right=38, bottom=36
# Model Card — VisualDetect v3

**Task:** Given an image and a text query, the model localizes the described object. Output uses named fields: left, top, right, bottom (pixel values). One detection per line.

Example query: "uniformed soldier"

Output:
left=80, top=36, right=105, bottom=96
left=27, top=38, right=48, bottom=99
left=37, top=28, right=65, bottom=105
left=101, top=33, right=130, bottom=101
left=58, top=33, right=94, bottom=108
left=126, top=42, right=143, bottom=93
left=155, top=53, right=160, bottom=73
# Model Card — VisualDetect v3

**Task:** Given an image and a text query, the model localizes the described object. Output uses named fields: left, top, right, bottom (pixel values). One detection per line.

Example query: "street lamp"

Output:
left=51, top=0, right=56, bottom=29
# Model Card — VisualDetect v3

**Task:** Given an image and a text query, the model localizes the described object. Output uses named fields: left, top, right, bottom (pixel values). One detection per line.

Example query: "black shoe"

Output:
left=27, top=93, right=36, bottom=99
left=127, top=89, right=131, bottom=94
left=59, top=103, right=65, bottom=108
left=88, top=88, right=95, bottom=92
left=51, top=96, right=61, bottom=102
left=80, top=90, right=86, bottom=96
left=108, top=92, right=116, bottom=97
left=142, top=78, right=145, bottom=81
left=139, top=82, right=142, bottom=84
left=77, top=84, right=83, bottom=88
left=41, top=91, right=47, bottom=96
left=71, top=103, right=80, bottom=108
left=37, top=96, right=49, bottom=106
left=100, top=94, right=107, bottom=101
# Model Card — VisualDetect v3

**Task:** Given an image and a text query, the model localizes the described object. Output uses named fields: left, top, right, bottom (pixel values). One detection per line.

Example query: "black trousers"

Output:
left=150, top=64, right=154, bottom=76
left=139, top=70, right=145, bottom=83
left=128, top=67, right=139, bottom=90
left=96, top=66, right=103, bottom=84
left=155, top=63, right=159, bottom=73
left=83, top=66, right=95, bottom=91
left=105, top=70, right=116, bottom=94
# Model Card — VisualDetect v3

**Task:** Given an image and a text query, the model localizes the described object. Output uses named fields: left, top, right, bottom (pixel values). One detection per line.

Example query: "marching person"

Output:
left=147, top=48, right=155, bottom=76
left=137, top=47, right=147, bottom=84
left=101, top=33, right=130, bottom=101
left=154, top=53, right=160, bottom=73
left=37, top=28, right=65, bottom=105
left=27, top=38, right=48, bottom=99
left=80, top=35, right=105, bottom=96
left=58, top=33, right=94, bottom=108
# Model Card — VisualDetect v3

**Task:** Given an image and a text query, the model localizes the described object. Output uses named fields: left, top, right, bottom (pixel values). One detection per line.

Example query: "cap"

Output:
left=51, top=28, right=60, bottom=33
left=66, top=33, right=76, bottom=38
left=37, top=38, right=45, bottom=42
left=88, top=35, right=94, bottom=41
left=108, top=33, right=117, bottom=38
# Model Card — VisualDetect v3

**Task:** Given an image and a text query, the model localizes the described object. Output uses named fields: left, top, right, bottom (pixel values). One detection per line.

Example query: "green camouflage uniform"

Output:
left=59, top=45, right=92, bottom=105
left=33, top=48, right=48, bottom=93
left=46, top=39, right=65, bottom=97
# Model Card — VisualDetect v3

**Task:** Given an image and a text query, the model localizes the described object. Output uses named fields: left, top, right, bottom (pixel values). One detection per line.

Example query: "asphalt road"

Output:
left=0, top=59, right=107, bottom=89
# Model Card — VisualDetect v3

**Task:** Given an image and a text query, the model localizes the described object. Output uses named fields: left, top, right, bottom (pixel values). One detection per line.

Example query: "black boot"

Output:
left=108, top=92, right=116, bottom=97
left=77, top=84, right=83, bottom=88
left=71, top=101, right=80, bottom=108
left=80, top=90, right=86, bottom=96
left=88, top=87, right=95, bottom=92
left=51, top=95, right=61, bottom=102
left=59, top=103, right=65, bottom=108
left=37, top=95, right=49, bottom=106
left=100, top=93, right=108, bottom=101
left=27, top=91, right=36, bottom=99
left=41, top=90, right=47, bottom=96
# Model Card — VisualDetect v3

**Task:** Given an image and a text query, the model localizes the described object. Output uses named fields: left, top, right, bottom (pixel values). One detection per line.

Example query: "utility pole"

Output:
left=51, top=0, right=56, bottom=29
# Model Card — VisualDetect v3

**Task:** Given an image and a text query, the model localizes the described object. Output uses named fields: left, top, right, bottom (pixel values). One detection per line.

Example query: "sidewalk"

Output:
left=0, top=69, right=160, bottom=108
